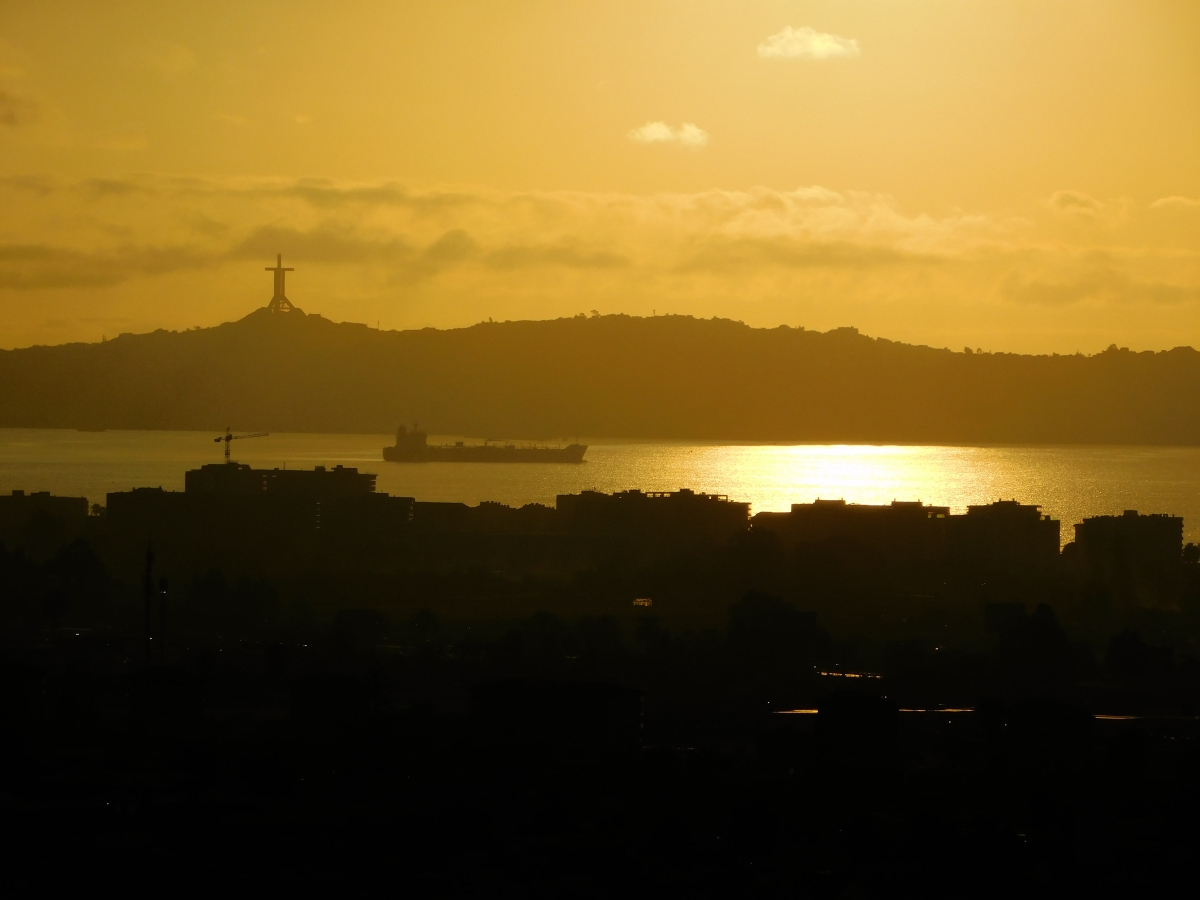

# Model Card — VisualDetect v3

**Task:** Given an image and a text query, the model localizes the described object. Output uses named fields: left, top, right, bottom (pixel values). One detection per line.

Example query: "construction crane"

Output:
left=214, top=427, right=269, bottom=462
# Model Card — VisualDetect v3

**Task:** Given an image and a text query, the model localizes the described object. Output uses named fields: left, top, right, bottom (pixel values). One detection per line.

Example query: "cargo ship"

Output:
left=384, top=426, right=587, bottom=464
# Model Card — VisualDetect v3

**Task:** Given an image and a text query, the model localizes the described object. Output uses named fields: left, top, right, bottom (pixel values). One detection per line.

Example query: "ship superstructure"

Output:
left=384, top=426, right=586, bottom=464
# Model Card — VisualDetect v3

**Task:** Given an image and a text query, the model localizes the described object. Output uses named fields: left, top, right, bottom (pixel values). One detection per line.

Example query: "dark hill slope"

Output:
left=0, top=310, right=1197, bottom=443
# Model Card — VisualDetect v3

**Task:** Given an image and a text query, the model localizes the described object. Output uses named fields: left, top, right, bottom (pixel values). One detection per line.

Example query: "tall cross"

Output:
left=265, top=253, right=295, bottom=312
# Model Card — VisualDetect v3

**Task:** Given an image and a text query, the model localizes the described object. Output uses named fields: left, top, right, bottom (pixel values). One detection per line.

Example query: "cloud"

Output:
left=420, top=229, right=479, bottom=267
left=0, top=176, right=1024, bottom=293
left=0, top=243, right=214, bottom=290
left=228, top=223, right=630, bottom=280
left=0, top=225, right=473, bottom=292
left=0, top=89, right=37, bottom=126
left=229, top=225, right=486, bottom=285
left=1, top=174, right=1197, bottom=354
left=628, top=121, right=673, bottom=144
left=268, top=179, right=483, bottom=215
left=0, top=175, right=55, bottom=195
left=628, top=121, right=709, bottom=147
left=83, top=178, right=155, bottom=199
left=1045, top=190, right=1130, bottom=226
left=676, top=123, right=709, bottom=147
left=678, top=237, right=927, bottom=273
left=486, top=240, right=629, bottom=270
left=1005, top=268, right=1200, bottom=306
left=181, top=212, right=231, bottom=239
left=757, top=26, right=860, bottom=60
left=1150, top=196, right=1200, bottom=211
left=1047, top=190, right=1103, bottom=217
left=229, top=225, right=418, bottom=266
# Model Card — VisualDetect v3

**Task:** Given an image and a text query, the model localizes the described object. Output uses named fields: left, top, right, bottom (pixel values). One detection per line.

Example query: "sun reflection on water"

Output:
left=2, top=430, right=1200, bottom=543
left=574, top=442, right=1200, bottom=544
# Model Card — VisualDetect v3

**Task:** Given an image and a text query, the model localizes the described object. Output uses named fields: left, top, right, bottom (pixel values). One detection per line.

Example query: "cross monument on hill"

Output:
left=265, top=253, right=295, bottom=313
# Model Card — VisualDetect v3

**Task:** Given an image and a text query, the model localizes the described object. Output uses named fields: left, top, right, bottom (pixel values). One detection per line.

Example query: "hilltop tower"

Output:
left=265, top=254, right=296, bottom=313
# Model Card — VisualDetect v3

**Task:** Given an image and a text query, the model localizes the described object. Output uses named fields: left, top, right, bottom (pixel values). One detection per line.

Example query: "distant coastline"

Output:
left=0, top=308, right=1196, bottom=445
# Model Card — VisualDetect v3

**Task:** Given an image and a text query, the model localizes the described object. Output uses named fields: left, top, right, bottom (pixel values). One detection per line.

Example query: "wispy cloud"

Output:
left=1151, top=196, right=1200, bottom=211
left=1047, top=190, right=1103, bottom=217
left=486, top=240, right=629, bottom=271
left=628, top=121, right=673, bottom=144
left=1046, top=190, right=1128, bottom=225
left=678, top=237, right=923, bottom=273
left=757, top=26, right=860, bottom=60
left=0, top=243, right=214, bottom=290
left=0, top=175, right=1196, bottom=351
left=628, top=121, right=708, bottom=147
left=0, top=175, right=55, bottom=195
left=82, top=177, right=155, bottom=199
left=228, top=224, right=417, bottom=267
left=1005, top=268, right=1200, bottom=306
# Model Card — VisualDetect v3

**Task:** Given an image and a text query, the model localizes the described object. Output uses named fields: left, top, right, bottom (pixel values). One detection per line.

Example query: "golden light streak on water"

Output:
left=3, top=430, right=1200, bottom=544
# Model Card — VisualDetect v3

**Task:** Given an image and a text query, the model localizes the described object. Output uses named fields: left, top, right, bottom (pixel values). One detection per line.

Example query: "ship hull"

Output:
left=384, top=443, right=587, bottom=463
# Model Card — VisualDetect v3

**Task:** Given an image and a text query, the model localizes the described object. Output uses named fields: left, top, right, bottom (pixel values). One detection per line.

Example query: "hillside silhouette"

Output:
left=1, top=308, right=1198, bottom=443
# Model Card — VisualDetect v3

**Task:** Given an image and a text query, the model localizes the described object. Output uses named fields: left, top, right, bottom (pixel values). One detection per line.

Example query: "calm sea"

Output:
left=2, top=429, right=1199, bottom=544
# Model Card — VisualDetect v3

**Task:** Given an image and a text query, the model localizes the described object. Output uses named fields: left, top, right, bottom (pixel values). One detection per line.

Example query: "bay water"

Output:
left=1, top=429, right=1198, bottom=544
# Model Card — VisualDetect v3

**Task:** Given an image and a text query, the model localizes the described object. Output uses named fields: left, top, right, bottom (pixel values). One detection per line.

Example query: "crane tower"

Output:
left=215, top=427, right=269, bottom=461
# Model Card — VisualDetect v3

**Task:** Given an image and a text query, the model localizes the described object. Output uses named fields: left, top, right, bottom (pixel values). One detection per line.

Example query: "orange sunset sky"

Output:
left=1, top=1, right=1198, bottom=352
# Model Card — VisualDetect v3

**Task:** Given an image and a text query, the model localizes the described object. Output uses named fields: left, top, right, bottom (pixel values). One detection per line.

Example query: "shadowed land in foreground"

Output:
left=1, top=467, right=1199, bottom=893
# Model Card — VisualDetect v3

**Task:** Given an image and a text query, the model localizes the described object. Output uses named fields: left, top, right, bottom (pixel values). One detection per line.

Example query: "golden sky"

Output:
left=1, top=0, right=1198, bottom=352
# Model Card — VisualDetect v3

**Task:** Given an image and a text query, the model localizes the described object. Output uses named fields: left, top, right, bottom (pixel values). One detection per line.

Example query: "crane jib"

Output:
left=214, top=430, right=270, bottom=460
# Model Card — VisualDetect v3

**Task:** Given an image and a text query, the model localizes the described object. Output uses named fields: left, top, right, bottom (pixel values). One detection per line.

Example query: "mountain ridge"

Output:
left=1, top=307, right=1197, bottom=444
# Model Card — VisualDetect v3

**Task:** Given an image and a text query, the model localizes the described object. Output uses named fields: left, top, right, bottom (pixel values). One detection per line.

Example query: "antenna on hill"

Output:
left=265, top=253, right=296, bottom=313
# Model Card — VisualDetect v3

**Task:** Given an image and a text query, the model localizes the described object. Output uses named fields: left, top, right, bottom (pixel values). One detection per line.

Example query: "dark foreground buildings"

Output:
left=753, top=496, right=1061, bottom=577
left=3, top=465, right=1200, bottom=893
left=1071, top=509, right=1186, bottom=608
left=103, top=470, right=1067, bottom=583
